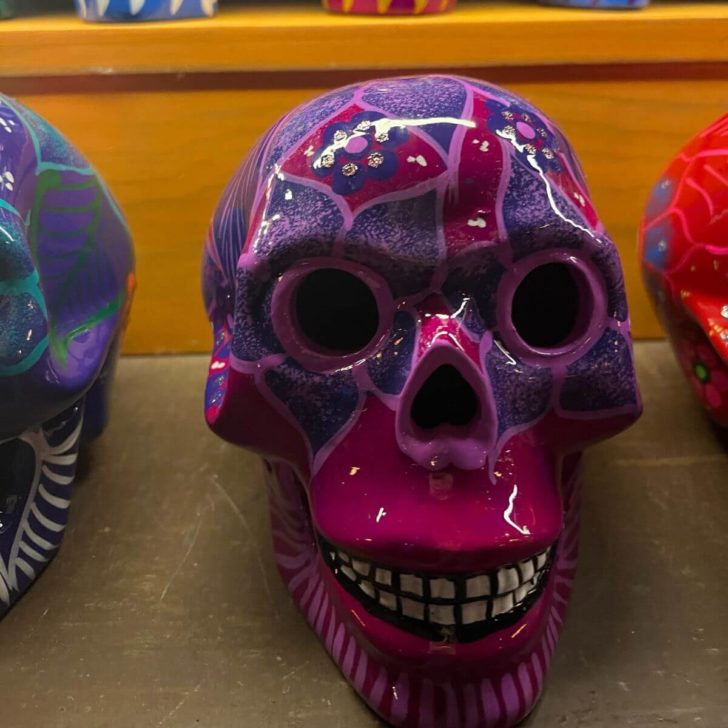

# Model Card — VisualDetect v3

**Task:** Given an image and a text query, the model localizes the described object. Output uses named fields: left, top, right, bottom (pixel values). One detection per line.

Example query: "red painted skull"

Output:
left=203, top=75, right=641, bottom=727
left=640, top=114, right=728, bottom=428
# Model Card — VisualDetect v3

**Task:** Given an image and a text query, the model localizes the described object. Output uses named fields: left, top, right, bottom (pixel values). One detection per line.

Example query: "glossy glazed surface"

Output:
left=203, top=75, right=641, bottom=727
left=0, top=95, right=134, bottom=614
left=640, top=115, right=728, bottom=428
left=75, top=0, right=217, bottom=22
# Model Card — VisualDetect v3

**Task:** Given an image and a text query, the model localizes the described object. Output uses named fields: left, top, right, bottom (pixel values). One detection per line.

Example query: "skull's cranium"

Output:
left=640, top=114, right=728, bottom=428
left=203, top=75, right=641, bottom=727
left=0, top=95, right=134, bottom=614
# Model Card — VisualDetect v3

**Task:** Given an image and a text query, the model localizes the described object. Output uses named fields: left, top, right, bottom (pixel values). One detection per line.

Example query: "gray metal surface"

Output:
left=1, top=342, right=726, bottom=727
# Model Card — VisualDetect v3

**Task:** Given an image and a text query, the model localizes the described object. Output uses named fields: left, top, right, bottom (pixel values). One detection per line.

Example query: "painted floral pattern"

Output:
left=485, top=98, right=561, bottom=172
left=678, top=337, right=728, bottom=413
left=312, top=111, right=408, bottom=195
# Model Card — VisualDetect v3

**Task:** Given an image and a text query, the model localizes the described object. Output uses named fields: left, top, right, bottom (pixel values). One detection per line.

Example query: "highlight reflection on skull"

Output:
left=640, top=114, right=728, bottom=429
left=203, top=76, right=641, bottom=727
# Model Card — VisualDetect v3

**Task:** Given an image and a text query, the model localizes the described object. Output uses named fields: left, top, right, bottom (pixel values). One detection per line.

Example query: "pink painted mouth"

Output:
left=269, top=455, right=581, bottom=725
left=290, top=394, right=568, bottom=677
left=281, top=453, right=564, bottom=677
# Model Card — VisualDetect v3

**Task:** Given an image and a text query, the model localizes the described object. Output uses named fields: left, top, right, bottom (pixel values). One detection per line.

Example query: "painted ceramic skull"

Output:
left=640, top=114, right=728, bottom=428
left=75, top=0, right=216, bottom=21
left=0, top=95, right=134, bottom=615
left=203, top=75, right=641, bottom=727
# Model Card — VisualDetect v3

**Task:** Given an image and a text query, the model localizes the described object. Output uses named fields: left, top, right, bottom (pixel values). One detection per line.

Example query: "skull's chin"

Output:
left=318, top=533, right=555, bottom=645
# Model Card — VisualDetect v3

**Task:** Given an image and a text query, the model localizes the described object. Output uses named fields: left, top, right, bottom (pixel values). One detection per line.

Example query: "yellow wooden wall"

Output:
left=2, top=4, right=727, bottom=354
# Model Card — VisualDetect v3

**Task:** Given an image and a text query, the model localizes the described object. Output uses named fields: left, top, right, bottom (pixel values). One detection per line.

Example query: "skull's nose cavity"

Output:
left=411, top=364, right=479, bottom=430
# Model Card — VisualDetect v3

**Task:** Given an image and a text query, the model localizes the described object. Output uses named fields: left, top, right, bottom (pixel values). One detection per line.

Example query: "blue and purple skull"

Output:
left=0, top=95, right=134, bottom=615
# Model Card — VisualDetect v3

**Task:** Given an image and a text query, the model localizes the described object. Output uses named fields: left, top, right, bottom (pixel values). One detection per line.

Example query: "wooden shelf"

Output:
left=3, top=1, right=727, bottom=351
left=1, top=1, right=727, bottom=77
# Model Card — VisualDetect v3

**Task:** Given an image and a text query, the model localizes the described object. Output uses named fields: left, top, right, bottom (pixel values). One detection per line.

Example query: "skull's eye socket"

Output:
left=511, top=262, right=586, bottom=349
left=295, top=268, right=379, bottom=354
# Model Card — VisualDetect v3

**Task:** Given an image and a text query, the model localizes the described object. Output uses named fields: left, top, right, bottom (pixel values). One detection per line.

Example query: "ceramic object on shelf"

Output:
left=75, top=0, right=217, bottom=22
left=323, top=0, right=648, bottom=12
left=0, top=95, right=134, bottom=616
left=203, top=75, right=641, bottom=727
left=539, top=0, right=648, bottom=8
left=640, top=115, right=728, bottom=428
left=323, top=0, right=455, bottom=13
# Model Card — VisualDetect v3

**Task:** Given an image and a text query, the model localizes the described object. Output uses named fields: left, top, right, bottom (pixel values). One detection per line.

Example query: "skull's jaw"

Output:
left=283, top=422, right=567, bottom=672
left=270, top=466, right=566, bottom=669
left=318, top=533, right=555, bottom=645
left=269, top=455, right=581, bottom=727
left=0, top=403, right=83, bottom=616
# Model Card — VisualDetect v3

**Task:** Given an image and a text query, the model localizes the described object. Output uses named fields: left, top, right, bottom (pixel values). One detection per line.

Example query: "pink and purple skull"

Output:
left=203, top=76, right=641, bottom=727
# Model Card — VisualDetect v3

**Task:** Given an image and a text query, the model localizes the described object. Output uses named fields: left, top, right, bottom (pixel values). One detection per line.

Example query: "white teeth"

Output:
left=461, top=600, right=488, bottom=625
left=429, top=604, right=456, bottom=625
left=325, top=543, right=553, bottom=630
left=360, top=581, right=376, bottom=599
left=514, top=583, right=531, bottom=604
left=497, top=567, right=520, bottom=595
left=466, top=575, right=491, bottom=598
left=401, top=597, right=425, bottom=620
left=519, top=559, right=535, bottom=582
left=430, top=578, right=455, bottom=599
left=352, top=559, right=370, bottom=576
left=491, top=593, right=515, bottom=617
left=400, top=574, right=423, bottom=596
left=379, top=591, right=397, bottom=610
